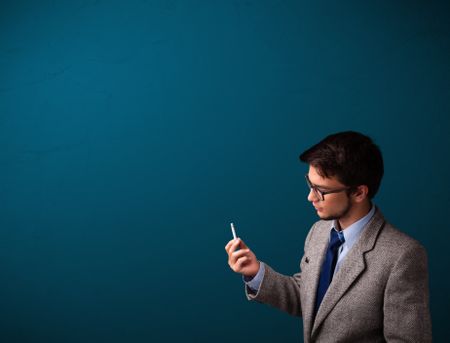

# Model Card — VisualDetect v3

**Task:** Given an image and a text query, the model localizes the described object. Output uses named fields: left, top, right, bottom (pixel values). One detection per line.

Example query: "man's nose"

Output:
left=307, top=188, right=319, bottom=202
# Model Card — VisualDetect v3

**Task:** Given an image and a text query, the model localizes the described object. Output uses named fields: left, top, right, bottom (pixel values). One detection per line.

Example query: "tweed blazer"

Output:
left=246, top=208, right=432, bottom=342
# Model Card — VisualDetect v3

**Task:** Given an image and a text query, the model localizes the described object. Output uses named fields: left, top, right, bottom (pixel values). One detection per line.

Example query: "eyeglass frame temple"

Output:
left=304, top=174, right=351, bottom=201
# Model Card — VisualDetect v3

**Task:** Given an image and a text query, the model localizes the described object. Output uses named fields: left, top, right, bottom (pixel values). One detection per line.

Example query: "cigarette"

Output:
left=230, top=223, right=237, bottom=240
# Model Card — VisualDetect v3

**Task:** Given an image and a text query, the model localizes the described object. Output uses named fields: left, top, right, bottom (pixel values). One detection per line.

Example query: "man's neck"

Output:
left=338, top=201, right=372, bottom=230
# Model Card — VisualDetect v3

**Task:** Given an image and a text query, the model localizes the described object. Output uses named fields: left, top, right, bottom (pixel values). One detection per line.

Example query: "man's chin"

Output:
left=315, top=201, right=352, bottom=222
left=315, top=209, right=340, bottom=221
left=318, top=214, right=338, bottom=221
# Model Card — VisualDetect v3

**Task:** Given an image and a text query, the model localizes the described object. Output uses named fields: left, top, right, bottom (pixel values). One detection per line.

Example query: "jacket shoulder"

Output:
left=375, top=221, right=427, bottom=259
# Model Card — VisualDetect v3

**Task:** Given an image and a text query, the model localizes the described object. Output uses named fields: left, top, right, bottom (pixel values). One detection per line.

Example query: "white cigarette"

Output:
left=230, top=223, right=237, bottom=240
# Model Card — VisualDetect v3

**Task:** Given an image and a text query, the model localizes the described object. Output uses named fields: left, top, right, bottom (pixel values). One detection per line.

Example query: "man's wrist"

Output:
left=243, top=261, right=260, bottom=281
left=243, top=262, right=265, bottom=291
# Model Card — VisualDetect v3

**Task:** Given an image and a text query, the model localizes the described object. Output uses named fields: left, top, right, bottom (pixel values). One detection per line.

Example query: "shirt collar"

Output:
left=332, top=204, right=376, bottom=249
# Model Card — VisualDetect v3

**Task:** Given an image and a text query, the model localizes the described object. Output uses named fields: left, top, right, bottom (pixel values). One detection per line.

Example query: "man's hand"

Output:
left=225, top=238, right=260, bottom=278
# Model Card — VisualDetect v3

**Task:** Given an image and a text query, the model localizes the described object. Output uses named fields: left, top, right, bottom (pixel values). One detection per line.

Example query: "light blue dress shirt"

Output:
left=333, top=204, right=375, bottom=275
left=245, top=204, right=376, bottom=291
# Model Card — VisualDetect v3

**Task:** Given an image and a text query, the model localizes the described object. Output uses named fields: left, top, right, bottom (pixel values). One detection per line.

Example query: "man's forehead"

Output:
left=307, top=165, right=343, bottom=187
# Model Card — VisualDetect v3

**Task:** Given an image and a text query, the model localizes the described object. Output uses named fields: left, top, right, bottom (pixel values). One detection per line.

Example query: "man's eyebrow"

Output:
left=309, top=179, right=332, bottom=190
left=307, top=174, right=338, bottom=190
left=314, top=184, right=333, bottom=190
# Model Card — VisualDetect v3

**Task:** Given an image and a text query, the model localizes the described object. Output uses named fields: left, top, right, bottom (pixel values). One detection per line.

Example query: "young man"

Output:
left=225, top=131, right=432, bottom=342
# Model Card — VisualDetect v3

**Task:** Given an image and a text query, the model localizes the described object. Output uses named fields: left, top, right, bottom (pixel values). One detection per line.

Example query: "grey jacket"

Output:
left=246, top=209, right=432, bottom=342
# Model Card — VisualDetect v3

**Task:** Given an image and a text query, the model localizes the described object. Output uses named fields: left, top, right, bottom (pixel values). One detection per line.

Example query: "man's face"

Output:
left=306, top=165, right=352, bottom=221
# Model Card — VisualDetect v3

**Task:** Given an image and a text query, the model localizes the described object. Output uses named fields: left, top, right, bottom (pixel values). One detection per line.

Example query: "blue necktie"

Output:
left=315, top=229, right=345, bottom=315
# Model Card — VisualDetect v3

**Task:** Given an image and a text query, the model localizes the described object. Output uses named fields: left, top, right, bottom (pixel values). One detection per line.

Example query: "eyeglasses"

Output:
left=305, top=174, right=350, bottom=201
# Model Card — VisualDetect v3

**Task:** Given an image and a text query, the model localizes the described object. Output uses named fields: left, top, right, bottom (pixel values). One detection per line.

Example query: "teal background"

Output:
left=1, top=1, right=449, bottom=342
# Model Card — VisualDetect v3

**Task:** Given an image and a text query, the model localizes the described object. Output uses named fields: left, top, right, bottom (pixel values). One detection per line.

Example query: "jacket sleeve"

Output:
left=245, top=263, right=303, bottom=317
left=383, top=241, right=432, bottom=342
left=244, top=223, right=317, bottom=317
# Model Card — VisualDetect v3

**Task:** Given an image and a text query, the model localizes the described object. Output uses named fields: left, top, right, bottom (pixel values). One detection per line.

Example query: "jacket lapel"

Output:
left=311, top=209, right=386, bottom=338
left=301, top=222, right=331, bottom=342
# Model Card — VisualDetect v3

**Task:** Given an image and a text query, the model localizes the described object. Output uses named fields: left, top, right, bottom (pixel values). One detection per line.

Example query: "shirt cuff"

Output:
left=242, top=262, right=265, bottom=291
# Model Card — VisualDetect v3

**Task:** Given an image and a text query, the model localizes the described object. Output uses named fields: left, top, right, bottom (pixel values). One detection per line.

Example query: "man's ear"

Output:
left=352, top=185, right=369, bottom=202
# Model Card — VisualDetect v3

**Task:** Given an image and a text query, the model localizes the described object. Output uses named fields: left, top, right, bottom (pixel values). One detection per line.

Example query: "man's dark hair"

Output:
left=299, top=131, right=384, bottom=199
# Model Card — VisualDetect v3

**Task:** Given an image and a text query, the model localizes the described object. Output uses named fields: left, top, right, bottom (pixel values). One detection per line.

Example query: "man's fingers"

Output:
left=226, top=238, right=242, bottom=255
left=224, top=240, right=234, bottom=252
left=232, top=248, right=250, bottom=259
left=225, top=238, right=253, bottom=272
left=224, top=239, right=237, bottom=254
left=235, top=256, right=249, bottom=268
left=229, top=249, right=251, bottom=265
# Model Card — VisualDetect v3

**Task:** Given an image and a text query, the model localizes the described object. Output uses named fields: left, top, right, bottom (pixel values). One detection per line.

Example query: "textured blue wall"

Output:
left=1, top=1, right=449, bottom=342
